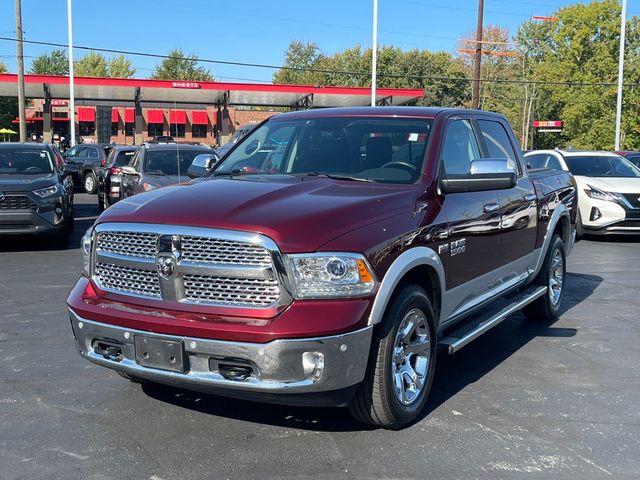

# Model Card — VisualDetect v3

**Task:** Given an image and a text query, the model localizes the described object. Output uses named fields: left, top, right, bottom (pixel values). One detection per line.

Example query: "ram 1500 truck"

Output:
left=67, top=107, right=576, bottom=429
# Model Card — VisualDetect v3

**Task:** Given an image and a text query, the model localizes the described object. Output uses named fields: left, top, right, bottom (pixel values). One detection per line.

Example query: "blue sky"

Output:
left=0, top=0, right=636, bottom=83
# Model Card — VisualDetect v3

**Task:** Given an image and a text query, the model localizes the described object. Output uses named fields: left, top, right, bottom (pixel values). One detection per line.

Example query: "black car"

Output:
left=0, top=143, right=77, bottom=245
left=97, top=146, right=140, bottom=210
left=63, top=143, right=114, bottom=194
left=119, top=144, right=213, bottom=198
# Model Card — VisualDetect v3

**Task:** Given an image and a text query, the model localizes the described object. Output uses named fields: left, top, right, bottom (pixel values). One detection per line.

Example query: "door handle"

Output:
left=523, top=193, right=537, bottom=202
left=483, top=203, right=500, bottom=214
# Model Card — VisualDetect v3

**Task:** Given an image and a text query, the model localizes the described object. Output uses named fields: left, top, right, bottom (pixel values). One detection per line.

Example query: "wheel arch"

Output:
left=530, top=203, right=573, bottom=280
left=368, top=247, right=445, bottom=329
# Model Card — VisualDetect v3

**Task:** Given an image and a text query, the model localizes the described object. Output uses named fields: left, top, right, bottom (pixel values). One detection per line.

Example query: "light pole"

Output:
left=15, top=0, right=26, bottom=143
left=371, top=0, right=378, bottom=107
left=67, top=0, right=76, bottom=147
left=615, top=0, right=627, bottom=151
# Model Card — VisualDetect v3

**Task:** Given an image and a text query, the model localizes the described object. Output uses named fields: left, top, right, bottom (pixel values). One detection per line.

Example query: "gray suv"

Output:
left=119, top=144, right=213, bottom=198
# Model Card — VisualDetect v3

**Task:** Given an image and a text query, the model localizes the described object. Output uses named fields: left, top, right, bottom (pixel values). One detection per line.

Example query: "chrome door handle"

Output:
left=483, top=203, right=500, bottom=214
left=523, top=193, right=537, bottom=202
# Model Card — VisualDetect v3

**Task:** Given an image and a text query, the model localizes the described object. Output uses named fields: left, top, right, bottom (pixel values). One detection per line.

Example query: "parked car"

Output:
left=118, top=143, right=214, bottom=199
left=0, top=142, right=76, bottom=246
left=63, top=143, right=114, bottom=194
left=615, top=151, right=640, bottom=169
left=216, top=122, right=259, bottom=158
left=97, top=146, right=140, bottom=210
left=525, top=149, right=640, bottom=237
left=68, top=107, right=576, bottom=429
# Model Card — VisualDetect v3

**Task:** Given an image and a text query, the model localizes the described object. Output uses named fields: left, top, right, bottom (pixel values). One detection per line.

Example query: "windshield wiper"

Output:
left=212, top=169, right=249, bottom=177
left=305, top=172, right=374, bottom=183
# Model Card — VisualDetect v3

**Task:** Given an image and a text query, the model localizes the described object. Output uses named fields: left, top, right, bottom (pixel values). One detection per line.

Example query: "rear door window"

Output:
left=477, top=120, right=518, bottom=161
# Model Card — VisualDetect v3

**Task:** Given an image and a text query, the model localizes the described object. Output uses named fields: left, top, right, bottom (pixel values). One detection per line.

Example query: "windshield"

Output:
left=564, top=155, right=640, bottom=178
left=143, top=149, right=204, bottom=176
left=214, top=116, right=433, bottom=184
left=113, top=150, right=137, bottom=167
left=0, top=148, right=55, bottom=175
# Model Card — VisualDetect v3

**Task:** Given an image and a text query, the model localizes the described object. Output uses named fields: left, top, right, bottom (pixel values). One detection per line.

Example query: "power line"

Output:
left=2, top=35, right=640, bottom=89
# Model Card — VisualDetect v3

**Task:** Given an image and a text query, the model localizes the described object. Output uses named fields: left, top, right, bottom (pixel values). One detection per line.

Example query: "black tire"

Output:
left=97, top=192, right=105, bottom=211
left=524, top=234, right=566, bottom=321
left=83, top=172, right=97, bottom=194
left=51, top=225, right=69, bottom=249
left=576, top=210, right=584, bottom=240
left=348, top=283, right=437, bottom=429
left=67, top=207, right=75, bottom=232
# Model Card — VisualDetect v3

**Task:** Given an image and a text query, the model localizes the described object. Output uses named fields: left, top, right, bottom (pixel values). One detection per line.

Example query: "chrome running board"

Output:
left=439, top=286, right=548, bottom=354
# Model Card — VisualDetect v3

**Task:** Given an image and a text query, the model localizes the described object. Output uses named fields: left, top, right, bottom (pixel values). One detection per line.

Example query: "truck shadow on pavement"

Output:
left=140, top=270, right=602, bottom=432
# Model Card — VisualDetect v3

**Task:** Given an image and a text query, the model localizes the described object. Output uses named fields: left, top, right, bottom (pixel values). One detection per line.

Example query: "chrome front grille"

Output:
left=97, top=231, right=157, bottom=258
left=95, top=262, right=161, bottom=298
left=181, top=236, right=272, bottom=266
left=92, top=224, right=284, bottom=308
left=183, top=275, right=280, bottom=306
left=0, top=195, right=37, bottom=211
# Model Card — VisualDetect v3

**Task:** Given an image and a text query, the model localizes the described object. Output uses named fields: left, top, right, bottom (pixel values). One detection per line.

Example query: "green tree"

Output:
left=74, top=51, right=109, bottom=77
left=29, top=49, right=69, bottom=75
left=108, top=55, right=136, bottom=78
left=0, top=61, right=16, bottom=129
left=151, top=49, right=213, bottom=81
left=0, top=61, right=6, bottom=73
left=273, top=40, right=326, bottom=85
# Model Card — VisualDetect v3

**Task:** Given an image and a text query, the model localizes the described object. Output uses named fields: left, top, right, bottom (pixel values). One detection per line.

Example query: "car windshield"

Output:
left=113, top=150, right=137, bottom=167
left=0, top=148, right=54, bottom=175
left=564, top=155, right=640, bottom=178
left=143, top=149, right=204, bottom=176
left=214, top=116, right=433, bottom=184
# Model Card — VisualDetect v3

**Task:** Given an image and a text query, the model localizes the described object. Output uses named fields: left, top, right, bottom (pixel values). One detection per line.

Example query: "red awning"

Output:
left=125, top=108, right=134, bottom=123
left=147, top=109, right=164, bottom=124
left=112, top=109, right=119, bottom=123
left=78, top=107, right=95, bottom=122
left=169, top=110, right=186, bottom=124
left=191, top=111, right=208, bottom=125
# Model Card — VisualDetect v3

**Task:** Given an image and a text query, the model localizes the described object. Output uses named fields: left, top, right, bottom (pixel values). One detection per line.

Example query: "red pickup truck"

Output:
left=67, top=107, right=576, bottom=429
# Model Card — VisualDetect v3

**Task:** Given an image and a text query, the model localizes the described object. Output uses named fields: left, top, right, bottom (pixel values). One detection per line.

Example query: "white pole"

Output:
left=371, top=0, right=378, bottom=107
left=67, top=0, right=76, bottom=147
left=615, top=0, right=627, bottom=151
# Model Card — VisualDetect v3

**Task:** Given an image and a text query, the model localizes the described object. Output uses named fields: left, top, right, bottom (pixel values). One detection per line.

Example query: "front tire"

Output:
left=83, top=172, right=97, bottom=194
left=97, top=192, right=105, bottom=211
left=349, top=283, right=437, bottom=429
left=524, top=234, right=566, bottom=321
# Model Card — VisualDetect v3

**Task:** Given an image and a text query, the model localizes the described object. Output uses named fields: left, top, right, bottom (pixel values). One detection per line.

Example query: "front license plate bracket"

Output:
left=134, top=336, right=188, bottom=373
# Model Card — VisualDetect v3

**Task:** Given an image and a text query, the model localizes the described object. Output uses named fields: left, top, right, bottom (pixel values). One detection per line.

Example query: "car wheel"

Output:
left=576, top=210, right=584, bottom=240
left=348, top=283, right=437, bottom=429
left=83, top=172, right=97, bottom=194
left=97, top=192, right=105, bottom=211
left=67, top=207, right=75, bottom=232
left=524, top=234, right=566, bottom=321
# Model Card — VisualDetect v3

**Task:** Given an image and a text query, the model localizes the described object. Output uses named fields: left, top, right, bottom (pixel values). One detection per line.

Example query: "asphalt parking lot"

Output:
left=1, top=193, right=639, bottom=480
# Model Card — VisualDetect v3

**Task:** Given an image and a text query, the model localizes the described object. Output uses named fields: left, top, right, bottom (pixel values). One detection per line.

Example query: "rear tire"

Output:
left=83, top=172, right=97, bottom=194
left=97, top=192, right=105, bottom=211
left=576, top=210, right=584, bottom=240
left=524, top=234, right=566, bottom=321
left=348, top=283, right=437, bottom=429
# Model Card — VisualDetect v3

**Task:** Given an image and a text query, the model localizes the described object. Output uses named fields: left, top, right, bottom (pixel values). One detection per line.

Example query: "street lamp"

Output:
left=371, top=0, right=378, bottom=107
left=615, top=0, right=627, bottom=151
left=67, top=0, right=76, bottom=147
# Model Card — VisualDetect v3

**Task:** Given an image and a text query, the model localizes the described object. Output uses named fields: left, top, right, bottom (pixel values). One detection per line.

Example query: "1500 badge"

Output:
left=439, top=238, right=466, bottom=256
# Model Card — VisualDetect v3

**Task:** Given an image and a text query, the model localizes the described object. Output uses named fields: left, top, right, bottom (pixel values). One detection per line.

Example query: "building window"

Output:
left=125, top=122, right=134, bottom=136
left=111, top=122, right=118, bottom=135
left=169, top=124, right=186, bottom=138
left=192, top=124, right=207, bottom=138
left=148, top=123, right=163, bottom=137
left=79, top=121, right=95, bottom=136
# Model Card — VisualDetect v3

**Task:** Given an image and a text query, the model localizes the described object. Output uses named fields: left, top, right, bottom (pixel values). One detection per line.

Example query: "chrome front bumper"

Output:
left=68, top=309, right=372, bottom=396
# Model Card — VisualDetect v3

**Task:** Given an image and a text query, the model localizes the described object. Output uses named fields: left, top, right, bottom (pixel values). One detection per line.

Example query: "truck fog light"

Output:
left=302, top=351, right=325, bottom=381
left=590, top=207, right=602, bottom=221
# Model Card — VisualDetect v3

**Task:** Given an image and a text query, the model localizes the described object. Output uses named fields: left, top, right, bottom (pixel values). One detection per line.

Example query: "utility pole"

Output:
left=472, top=0, right=484, bottom=110
left=15, top=0, right=27, bottom=142
left=615, top=0, right=627, bottom=151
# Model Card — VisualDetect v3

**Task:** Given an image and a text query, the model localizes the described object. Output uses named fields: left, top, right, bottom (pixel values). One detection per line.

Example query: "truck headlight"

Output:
left=584, top=185, right=621, bottom=203
left=287, top=253, right=376, bottom=299
left=33, top=184, right=59, bottom=198
left=81, top=227, right=94, bottom=277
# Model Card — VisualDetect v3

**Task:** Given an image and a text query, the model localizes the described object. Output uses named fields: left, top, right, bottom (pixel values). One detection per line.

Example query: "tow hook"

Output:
left=92, top=340, right=123, bottom=361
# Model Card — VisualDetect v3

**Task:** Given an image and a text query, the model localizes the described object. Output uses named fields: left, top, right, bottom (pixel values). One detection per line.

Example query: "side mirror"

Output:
left=63, top=164, right=79, bottom=176
left=440, top=158, right=517, bottom=193
left=120, top=166, right=139, bottom=176
left=188, top=153, right=220, bottom=179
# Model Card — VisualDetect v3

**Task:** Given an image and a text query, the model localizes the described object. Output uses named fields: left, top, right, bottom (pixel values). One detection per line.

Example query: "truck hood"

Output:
left=0, top=174, right=58, bottom=192
left=575, top=175, right=640, bottom=193
left=98, top=175, right=418, bottom=252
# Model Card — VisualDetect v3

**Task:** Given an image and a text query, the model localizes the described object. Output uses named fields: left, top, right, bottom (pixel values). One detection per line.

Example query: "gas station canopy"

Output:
left=0, top=73, right=423, bottom=108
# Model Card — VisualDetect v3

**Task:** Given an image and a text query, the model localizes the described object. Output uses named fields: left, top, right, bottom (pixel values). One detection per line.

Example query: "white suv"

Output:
left=524, top=150, right=640, bottom=237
